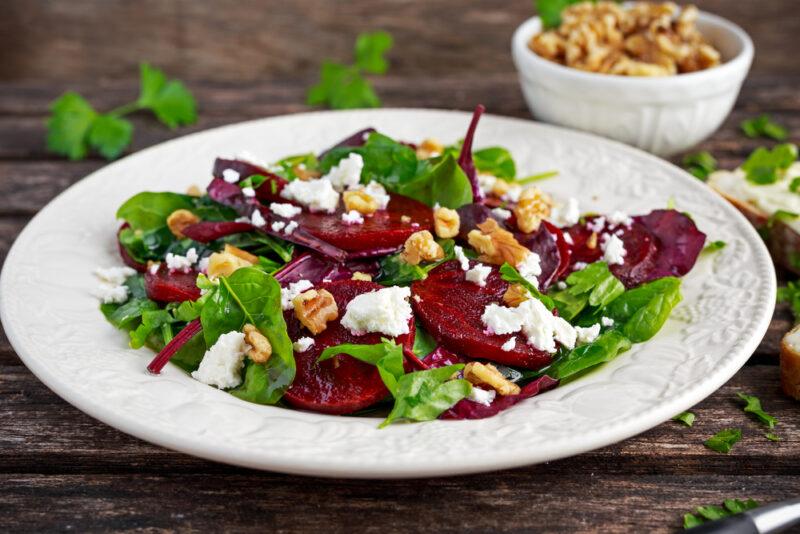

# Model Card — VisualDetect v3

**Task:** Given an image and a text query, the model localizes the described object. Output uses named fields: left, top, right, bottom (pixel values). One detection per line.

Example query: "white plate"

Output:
left=0, top=109, right=775, bottom=478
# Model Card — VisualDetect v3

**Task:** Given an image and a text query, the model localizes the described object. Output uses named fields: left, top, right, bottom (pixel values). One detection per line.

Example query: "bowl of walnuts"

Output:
left=511, top=2, right=753, bottom=156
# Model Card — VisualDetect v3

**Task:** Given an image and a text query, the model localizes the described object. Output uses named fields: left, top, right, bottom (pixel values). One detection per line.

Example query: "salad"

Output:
left=96, top=105, right=706, bottom=427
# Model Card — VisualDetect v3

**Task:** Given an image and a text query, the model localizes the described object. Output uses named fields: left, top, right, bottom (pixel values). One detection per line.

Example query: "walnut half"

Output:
left=166, top=209, right=200, bottom=239
left=293, top=288, right=339, bottom=335
left=401, top=230, right=445, bottom=266
left=433, top=206, right=460, bottom=238
left=243, top=324, right=272, bottom=364
left=467, top=219, right=529, bottom=267
left=463, top=362, right=521, bottom=396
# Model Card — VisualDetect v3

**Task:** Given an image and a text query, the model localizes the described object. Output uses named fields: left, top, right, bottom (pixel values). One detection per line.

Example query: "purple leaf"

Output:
left=318, top=127, right=376, bottom=160
left=181, top=221, right=255, bottom=243
left=634, top=209, right=707, bottom=280
left=440, top=375, right=559, bottom=420
left=457, top=105, right=486, bottom=202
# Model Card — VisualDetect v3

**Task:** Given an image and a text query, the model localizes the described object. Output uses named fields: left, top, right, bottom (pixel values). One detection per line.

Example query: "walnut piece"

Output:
left=463, top=362, right=521, bottom=396
left=186, top=184, right=204, bottom=197
left=467, top=219, right=529, bottom=266
left=224, top=244, right=259, bottom=264
left=416, top=138, right=444, bottom=160
left=207, top=249, right=255, bottom=278
left=503, top=284, right=529, bottom=307
left=513, top=187, right=552, bottom=234
left=293, top=288, right=339, bottom=335
left=433, top=206, right=460, bottom=238
left=293, top=165, right=321, bottom=181
left=586, top=232, right=598, bottom=250
left=343, top=190, right=378, bottom=215
left=166, top=209, right=200, bottom=239
left=243, top=324, right=272, bottom=364
left=401, top=230, right=445, bottom=266
left=351, top=271, right=373, bottom=281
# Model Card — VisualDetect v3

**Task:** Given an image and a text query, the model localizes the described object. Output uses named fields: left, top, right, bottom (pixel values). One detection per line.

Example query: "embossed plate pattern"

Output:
left=0, top=109, right=775, bottom=478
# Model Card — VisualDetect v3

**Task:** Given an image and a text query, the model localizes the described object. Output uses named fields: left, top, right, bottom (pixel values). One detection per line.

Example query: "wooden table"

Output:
left=1, top=1, right=798, bottom=532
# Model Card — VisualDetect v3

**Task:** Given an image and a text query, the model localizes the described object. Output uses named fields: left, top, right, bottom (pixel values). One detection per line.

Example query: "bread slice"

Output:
left=781, top=323, right=800, bottom=400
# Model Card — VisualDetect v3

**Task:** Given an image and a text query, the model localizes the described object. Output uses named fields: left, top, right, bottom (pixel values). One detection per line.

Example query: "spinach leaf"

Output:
left=473, top=147, right=516, bottom=179
left=319, top=338, right=405, bottom=394
left=380, top=365, right=471, bottom=427
left=169, top=331, right=208, bottom=373
left=376, top=239, right=455, bottom=286
left=100, top=275, right=159, bottom=330
left=397, top=153, right=474, bottom=208
left=499, top=262, right=556, bottom=310
left=320, top=132, right=419, bottom=190
left=117, top=192, right=194, bottom=231
left=412, top=323, right=438, bottom=358
left=548, top=262, right=624, bottom=320
left=737, top=392, right=777, bottom=429
left=602, top=277, right=682, bottom=343
left=536, top=0, right=585, bottom=28
left=546, top=330, right=632, bottom=380
left=704, top=428, right=742, bottom=454
left=222, top=232, right=294, bottom=263
left=130, top=309, right=175, bottom=349
left=672, top=411, right=696, bottom=427
left=118, top=225, right=175, bottom=263
left=271, top=152, right=319, bottom=180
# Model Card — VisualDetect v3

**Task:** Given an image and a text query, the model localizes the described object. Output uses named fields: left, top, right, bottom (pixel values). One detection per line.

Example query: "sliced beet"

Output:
left=298, top=193, right=433, bottom=252
left=411, top=261, right=552, bottom=370
left=274, top=253, right=380, bottom=285
left=181, top=221, right=255, bottom=243
left=144, top=265, right=201, bottom=302
left=635, top=209, right=706, bottom=281
left=440, top=375, right=559, bottom=420
left=455, top=203, right=506, bottom=241
left=283, top=280, right=415, bottom=415
left=117, top=223, right=147, bottom=273
left=213, top=157, right=287, bottom=203
left=515, top=221, right=564, bottom=290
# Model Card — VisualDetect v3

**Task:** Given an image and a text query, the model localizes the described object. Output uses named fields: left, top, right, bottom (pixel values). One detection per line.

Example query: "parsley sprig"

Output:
left=307, top=31, right=393, bottom=110
left=682, top=151, right=718, bottom=181
left=46, top=63, right=197, bottom=161
left=741, top=114, right=788, bottom=141
left=778, top=280, right=800, bottom=323
left=683, top=498, right=759, bottom=529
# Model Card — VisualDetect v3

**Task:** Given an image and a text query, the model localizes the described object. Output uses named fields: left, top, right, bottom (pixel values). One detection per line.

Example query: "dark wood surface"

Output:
left=1, top=1, right=799, bottom=532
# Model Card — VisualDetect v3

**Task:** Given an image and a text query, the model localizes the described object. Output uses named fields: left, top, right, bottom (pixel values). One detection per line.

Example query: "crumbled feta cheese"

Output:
left=467, top=387, right=497, bottom=406
left=363, top=181, right=390, bottom=210
left=516, top=252, right=542, bottom=289
left=454, top=245, right=471, bottom=271
left=601, top=233, right=627, bottom=265
left=481, top=298, right=576, bottom=353
left=241, top=187, right=256, bottom=198
left=557, top=281, right=567, bottom=290
left=502, top=185, right=523, bottom=203
left=165, top=248, right=198, bottom=272
left=342, top=210, right=365, bottom=225
left=478, top=173, right=497, bottom=196
left=563, top=232, right=574, bottom=245
left=234, top=216, right=251, bottom=224
left=96, top=284, right=130, bottom=304
left=280, top=279, right=314, bottom=310
left=501, top=337, right=517, bottom=352
left=197, top=256, right=210, bottom=273
left=587, top=216, right=606, bottom=234
left=293, top=337, right=315, bottom=352
left=222, top=169, right=240, bottom=183
left=269, top=202, right=302, bottom=219
left=573, top=261, right=588, bottom=271
left=251, top=209, right=267, bottom=227
left=491, top=207, right=512, bottom=221
left=94, top=266, right=136, bottom=286
left=191, top=331, right=249, bottom=389
left=607, top=210, right=633, bottom=227
left=575, top=324, right=601, bottom=344
left=280, top=177, right=340, bottom=213
left=550, top=197, right=580, bottom=226
left=341, top=286, right=413, bottom=337
left=322, top=153, right=364, bottom=191
left=149, top=263, right=160, bottom=275
left=271, top=221, right=286, bottom=232
left=601, top=316, right=615, bottom=327
left=481, top=304, right=525, bottom=335
left=284, top=221, right=298, bottom=234
left=465, top=263, right=492, bottom=287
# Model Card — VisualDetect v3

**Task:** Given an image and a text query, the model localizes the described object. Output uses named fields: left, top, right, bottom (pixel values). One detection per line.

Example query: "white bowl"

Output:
left=511, top=10, right=753, bottom=157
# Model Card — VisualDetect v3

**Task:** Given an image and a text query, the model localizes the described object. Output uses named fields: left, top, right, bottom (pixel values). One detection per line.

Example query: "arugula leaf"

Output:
left=704, top=428, right=742, bottom=453
left=682, top=151, right=718, bottom=181
left=545, top=330, right=632, bottom=380
left=376, top=239, right=455, bottom=286
left=790, top=177, right=800, bottom=194
left=117, top=192, right=195, bottom=231
left=397, top=153, right=474, bottom=208
left=548, top=262, right=624, bottom=320
left=536, top=0, right=584, bottom=28
left=778, top=280, right=800, bottom=323
left=741, top=114, right=788, bottom=141
left=137, top=63, right=197, bottom=128
left=702, top=240, right=726, bottom=254
left=355, top=31, right=394, bottom=74
left=499, top=262, right=556, bottom=311
left=682, top=498, right=759, bottom=529
left=46, top=92, right=98, bottom=160
left=130, top=309, right=175, bottom=349
left=319, top=338, right=405, bottom=393
left=742, top=143, right=798, bottom=185
left=602, top=277, right=682, bottom=343
left=672, top=411, right=695, bottom=427
left=380, top=365, right=471, bottom=427
left=737, top=392, right=777, bottom=429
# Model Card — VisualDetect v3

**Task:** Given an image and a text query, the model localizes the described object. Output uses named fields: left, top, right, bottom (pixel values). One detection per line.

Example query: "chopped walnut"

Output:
left=416, top=138, right=445, bottom=159
left=503, top=284, right=529, bottom=307
left=186, top=184, right=204, bottom=197
left=401, top=230, right=445, bottom=266
left=207, top=250, right=255, bottom=278
left=467, top=219, right=530, bottom=266
left=343, top=190, right=378, bottom=215
left=351, top=271, right=373, bottom=281
left=224, top=244, right=259, bottom=264
left=400, top=215, right=412, bottom=224
left=513, top=187, right=552, bottom=234
left=293, top=165, right=321, bottom=181
left=243, top=323, right=272, bottom=364
left=463, top=362, right=521, bottom=396
left=586, top=232, right=598, bottom=250
left=491, top=178, right=511, bottom=198
left=166, top=209, right=200, bottom=239
left=433, top=206, right=460, bottom=238
left=293, top=288, right=339, bottom=335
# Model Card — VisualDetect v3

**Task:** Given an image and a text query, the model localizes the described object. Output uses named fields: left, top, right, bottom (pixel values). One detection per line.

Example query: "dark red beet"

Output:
left=515, top=221, right=565, bottom=290
left=440, top=375, right=559, bottom=420
left=424, top=346, right=467, bottom=368
left=274, top=253, right=381, bottom=285
left=411, top=261, right=552, bottom=370
left=144, top=265, right=202, bottom=302
left=213, top=157, right=287, bottom=203
left=283, top=280, right=416, bottom=415
left=181, top=221, right=254, bottom=243
left=116, top=224, right=147, bottom=273
left=298, top=193, right=433, bottom=252
left=635, top=209, right=706, bottom=281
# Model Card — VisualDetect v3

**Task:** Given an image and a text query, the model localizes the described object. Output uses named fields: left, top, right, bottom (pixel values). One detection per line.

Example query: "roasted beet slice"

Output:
left=515, top=221, right=565, bottom=290
left=635, top=209, right=706, bottom=281
left=440, top=375, right=559, bottom=420
left=283, top=280, right=415, bottom=415
left=274, top=253, right=380, bottom=285
left=144, top=265, right=202, bottom=302
left=298, top=193, right=433, bottom=252
left=411, top=261, right=552, bottom=370
left=181, top=221, right=255, bottom=243
left=213, top=157, right=287, bottom=203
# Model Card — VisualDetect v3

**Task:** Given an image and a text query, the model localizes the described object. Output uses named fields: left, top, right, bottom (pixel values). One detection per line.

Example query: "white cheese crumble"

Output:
left=322, top=153, right=364, bottom=191
left=607, top=210, right=633, bottom=227
left=197, top=256, right=210, bottom=273
left=241, top=187, right=256, bottom=198
left=481, top=304, right=524, bottom=335
left=550, top=197, right=580, bottom=226
left=222, top=168, right=240, bottom=183
left=575, top=323, right=601, bottom=344
left=481, top=298, right=576, bottom=353
left=363, top=180, right=391, bottom=210
left=293, top=337, right=315, bottom=353
left=491, top=207, right=512, bottom=221
left=271, top=221, right=286, bottom=232
left=467, top=387, right=497, bottom=406
left=165, top=248, right=198, bottom=272
left=454, top=245, right=471, bottom=271
left=191, top=331, right=249, bottom=389
left=502, top=185, right=523, bottom=203
left=587, top=216, right=606, bottom=234
left=269, top=202, right=302, bottom=219
left=280, top=177, right=340, bottom=213
left=94, top=266, right=136, bottom=286
left=465, top=263, right=492, bottom=287
left=601, top=233, right=627, bottom=265
left=601, top=316, right=615, bottom=327
left=516, top=252, right=542, bottom=289
left=573, top=261, right=588, bottom=271
left=341, top=286, right=413, bottom=337
left=284, top=221, right=298, bottom=234
left=342, top=210, right=365, bottom=225
left=235, top=150, right=270, bottom=170
left=251, top=209, right=267, bottom=227
left=96, top=284, right=130, bottom=304
left=556, top=281, right=567, bottom=290
left=501, top=337, right=517, bottom=352
left=478, top=173, right=497, bottom=196
left=149, top=263, right=160, bottom=275
left=563, top=232, right=574, bottom=245
left=280, top=279, right=314, bottom=310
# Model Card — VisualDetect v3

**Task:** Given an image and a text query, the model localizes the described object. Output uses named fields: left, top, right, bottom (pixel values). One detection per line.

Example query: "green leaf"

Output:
left=397, top=153, right=474, bottom=208
left=517, top=170, right=559, bottom=184
left=672, top=411, right=695, bottom=427
left=777, top=280, right=800, bottom=323
left=602, top=277, right=682, bottom=343
left=742, top=143, right=798, bottom=185
left=376, top=239, right=455, bottom=286
left=548, top=262, right=624, bottom=320
left=354, top=31, right=394, bottom=74
left=319, top=338, right=405, bottom=394
left=116, top=191, right=195, bottom=232
left=683, top=513, right=704, bottom=529
left=130, top=309, right=175, bottom=349
left=536, top=0, right=584, bottom=28
left=46, top=92, right=97, bottom=160
left=723, top=499, right=759, bottom=514
left=737, top=392, right=777, bottom=429
left=545, top=330, right=632, bottom=380
left=380, top=365, right=470, bottom=427
left=681, top=498, right=759, bottom=529
left=740, top=114, right=788, bottom=141
left=702, top=240, right=726, bottom=254
left=499, top=262, right=557, bottom=311
left=412, top=323, right=438, bottom=358
left=88, top=114, right=133, bottom=160
left=704, top=428, right=742, bottom=453
left=682, top=151, right=718, bottom=181
left=765, top=432, right=781, bottom=442
left=270, top=153, right=320, bottom=180
left=307, top=61, right=380, bottom=110
left=473, top=147, right=517, bottom=179
left=790, top=177, right=800, bottom=194
left=136, top=63, right=197, bottom=128
left=321, top=132, right=419, bottom=191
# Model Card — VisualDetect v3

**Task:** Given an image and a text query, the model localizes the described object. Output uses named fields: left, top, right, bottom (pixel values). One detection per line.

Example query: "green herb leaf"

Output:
left=683, top=513, right=704, bottom=529
left=765, top=432, right=781, bottom=442
left=397, top=153, right=474, bottom=208
left=602, top=277, right=682, bottom=343
left=88, top=114, right=134, bottom=160
left=137, top=63, right=197, bottom=128
left=702, top=240, right=726, bottom=254
left=704, top=428, right=742, bottom=453
left=354, top=31, right=394, bottom=74
left=545, top=330, right=632, bottom=380
left=376, top=239, right=455, bottom=286
left=321, top=132, right=418, bottom=190
left=682, top=151, right=718, bottom=181
left=271, top=153, right=320, bottom=180
left=548, top=262, right=625, bottom=320
left=130, top=309, right=175, bottom=349
left=790, top=177, right=800, bottom=194
left=319, top=338, right=405, bottom=394
left=380, top=365, right=471, bottom=427
left=740, top=114, right=789, bottom=141
left=517, top=170, right=559, bottom=184
left=307, top=61, right=381, bottom=110
left=742, top=143, right=798, bottom=185
left=117, top=191, right=195, bottom=231
left=672, top=411, right=696, bottom=427
left=46, top=92, right=97, bottom=160
left=737, top=392, right=777, bottom=429
left=499, top=262, right=556, bottom=311
left=536, top=0, right=585, bottom=28
left=778, top=280, right=800, bottom=323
